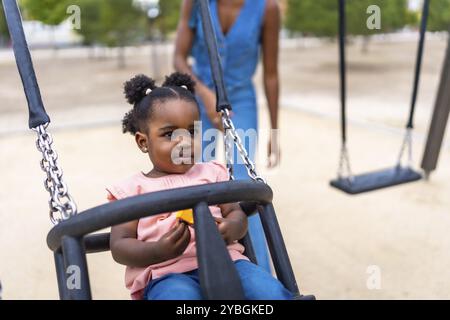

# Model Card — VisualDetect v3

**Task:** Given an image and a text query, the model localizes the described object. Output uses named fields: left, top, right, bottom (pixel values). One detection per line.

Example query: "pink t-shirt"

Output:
left=105, top=160, right=249, bottom=300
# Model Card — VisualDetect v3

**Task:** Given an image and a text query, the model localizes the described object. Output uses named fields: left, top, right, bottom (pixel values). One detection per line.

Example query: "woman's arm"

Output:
left=110, top=220, right=191, bottom=268
left=174, top=0, right=223, bottom=130
left=261, top=0, right=281, bottom=167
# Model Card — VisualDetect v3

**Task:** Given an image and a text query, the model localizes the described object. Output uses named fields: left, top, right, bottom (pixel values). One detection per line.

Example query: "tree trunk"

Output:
left=87, top=45, right=94, bottom=60
left=117, top=46, right=126, bottom=69
left=151, top=39, right=160, bottom=79
left=361, top=36, right=370, bottom=54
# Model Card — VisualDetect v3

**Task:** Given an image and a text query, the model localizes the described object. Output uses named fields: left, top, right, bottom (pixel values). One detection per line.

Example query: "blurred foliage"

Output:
left=0, top=2, right=9, bottom=45
left=155, top=0, right=181, bottom=39
left=70, top=0, right=102, bottom=46
left=429, top=0, right=450, bottom=32
left=96, top=0, right=147, bottom=47
left=18, top=0, right=181, bottom=46
left=285, top=0, right=338, bottom=37
left=285, top=0, right=414, bottom=37
left=347, top=0, right=413, bottom=35
left=21, top=0, right=68, bottom=25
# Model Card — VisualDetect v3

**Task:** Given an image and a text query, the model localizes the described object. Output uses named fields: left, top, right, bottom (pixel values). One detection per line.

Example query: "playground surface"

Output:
left=0, top=36, right=449, bottom=299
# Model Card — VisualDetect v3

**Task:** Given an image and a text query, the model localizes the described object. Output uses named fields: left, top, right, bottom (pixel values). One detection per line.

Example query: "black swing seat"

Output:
left=47, top=180, right=314, bottom=300
left=330, top=165, right=422, bottom=195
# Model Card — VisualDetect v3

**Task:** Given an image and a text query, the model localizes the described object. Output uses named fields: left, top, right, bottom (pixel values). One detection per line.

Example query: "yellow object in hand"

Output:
left=175, top=209, right=194, bottom=225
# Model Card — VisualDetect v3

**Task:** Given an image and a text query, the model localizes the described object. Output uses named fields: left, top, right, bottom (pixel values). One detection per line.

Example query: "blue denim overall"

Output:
left=189, top=0, right=271, bottom=272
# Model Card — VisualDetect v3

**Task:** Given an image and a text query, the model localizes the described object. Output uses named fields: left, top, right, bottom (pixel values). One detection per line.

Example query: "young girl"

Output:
left=107, top=72, right=292, bottom=300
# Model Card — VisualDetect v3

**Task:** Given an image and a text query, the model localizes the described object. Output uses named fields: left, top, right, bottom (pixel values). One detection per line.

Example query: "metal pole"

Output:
left=239, top=233, right=258, bottom=265
left=193, top=201, right=245, bottom=300
left=61, top=236, right=92, bottom=300
left=338, top=0, right=347, bottom=144
left=407, top=0, right=430, bottom=129
left=421, top=31, right=450, bottom=178
left=54, top=251, right=69, bottom=300
left=257, top=203, right=301, bottom=298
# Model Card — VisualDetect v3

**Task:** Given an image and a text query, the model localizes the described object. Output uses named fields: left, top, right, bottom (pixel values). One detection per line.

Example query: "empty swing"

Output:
left=2, top=0, right=314, bottom=300
left=330, top=0, right=429, bottom=195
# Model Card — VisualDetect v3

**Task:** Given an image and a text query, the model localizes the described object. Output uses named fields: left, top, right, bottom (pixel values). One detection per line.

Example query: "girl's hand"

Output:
left=156, top=221, right=191, bottom=261
left=214, top=217, right=245, bottom=245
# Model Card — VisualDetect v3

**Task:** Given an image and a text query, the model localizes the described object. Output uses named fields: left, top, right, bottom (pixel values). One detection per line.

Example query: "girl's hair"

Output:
left=122, top=72, right=197, bottom=135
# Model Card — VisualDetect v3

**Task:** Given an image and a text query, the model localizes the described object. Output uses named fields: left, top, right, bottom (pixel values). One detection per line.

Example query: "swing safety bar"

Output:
left=47, top=180, right=305, bottom=300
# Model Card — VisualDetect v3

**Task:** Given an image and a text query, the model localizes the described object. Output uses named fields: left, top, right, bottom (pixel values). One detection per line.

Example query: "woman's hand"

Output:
left=156, top=221, right=191, bottom=261
left=199, top=87, right=224, bottom=132
left=267, top=130, right=281, bottom=168
left=214, top=216, right=246, bottom=245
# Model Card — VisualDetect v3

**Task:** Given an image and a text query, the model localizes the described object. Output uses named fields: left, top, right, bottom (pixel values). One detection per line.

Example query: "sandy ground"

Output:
left=0, top=36, right=450, bottom=299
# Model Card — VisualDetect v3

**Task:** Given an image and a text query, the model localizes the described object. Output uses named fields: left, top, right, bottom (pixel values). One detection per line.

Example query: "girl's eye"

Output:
left=164, top=132, right=173, bottom=138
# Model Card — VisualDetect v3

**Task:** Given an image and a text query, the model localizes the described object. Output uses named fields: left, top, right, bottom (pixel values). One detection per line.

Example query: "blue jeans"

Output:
left=199, top=103, right=271, bottom=274
left=143, top=260, right=293, bottom=300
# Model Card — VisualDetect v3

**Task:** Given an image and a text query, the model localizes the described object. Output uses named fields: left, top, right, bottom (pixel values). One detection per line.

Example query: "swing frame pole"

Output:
left=421, top=29, right=450, bottom=178
left=338, top=0, right=347, bottom=145
left=407, top=0, right=430, bottom=130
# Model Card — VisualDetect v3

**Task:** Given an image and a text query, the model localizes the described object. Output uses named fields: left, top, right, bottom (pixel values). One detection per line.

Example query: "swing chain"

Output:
left=397, top=128, right=413, bottom=168
left=221, top=109, right=266, bottom=183
left=33, top=123, right=78, bottom=224
left=222, top=117, right=235, bottom=180
left=337, top=143, right=354, bottom=182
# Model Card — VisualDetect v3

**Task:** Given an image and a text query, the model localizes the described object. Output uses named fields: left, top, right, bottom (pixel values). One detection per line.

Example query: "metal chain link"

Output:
left=222, top=118, right=235, bottom=180
left=337, top=143, right=354, bottom=182
left=221, top=109, right=266, bottom=183
left=397, top=128, right=413, bottom=168
left=32, top=123, right=77, bottom=224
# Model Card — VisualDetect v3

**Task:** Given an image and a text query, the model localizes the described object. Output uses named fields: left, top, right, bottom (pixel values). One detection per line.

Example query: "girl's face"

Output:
left=136, top=98, right=201, bottom=175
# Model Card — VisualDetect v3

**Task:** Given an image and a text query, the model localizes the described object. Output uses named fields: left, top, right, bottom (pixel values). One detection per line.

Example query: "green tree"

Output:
left=21, top=0, right=148, bottom=67
left=70, top=0, right=102, bottom=46
left=428, top=0, right=450, bottom=32
left=21, top=0, right=68, bottom=25
left=1, top=2, right=10, bottom=46
left=285, top=0, right=338, bottom=37
left=286, top=0, right=411, bottom=36
left=98, top=0, right=147, bottom=67
left=154, top=0, right=181, bottom=39
left=285, top=0, right=412, bottom=52
left=347, top=0, right=410, bottom=35
left=21, top=0, right=69, bottom=49
left=69, top=0, right=147, bottom=47
left=347, top=0, right=412, bottom=52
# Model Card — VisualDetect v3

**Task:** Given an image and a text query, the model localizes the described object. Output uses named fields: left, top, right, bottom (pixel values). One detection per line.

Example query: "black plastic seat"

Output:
left=330, top=166, right=422, bottom=194
left=48, top=180, right=314, bottom=300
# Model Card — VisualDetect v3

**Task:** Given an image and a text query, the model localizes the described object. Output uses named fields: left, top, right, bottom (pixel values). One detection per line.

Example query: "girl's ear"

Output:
left=135, top=132, right=148, bottom=153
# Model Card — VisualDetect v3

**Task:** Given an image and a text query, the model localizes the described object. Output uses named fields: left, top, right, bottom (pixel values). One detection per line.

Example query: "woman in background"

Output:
left=174, top=0, right=281, bottom=273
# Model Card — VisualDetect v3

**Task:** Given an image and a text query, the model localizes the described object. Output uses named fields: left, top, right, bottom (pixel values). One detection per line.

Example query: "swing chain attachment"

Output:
left=222, top=113, right=235, bottom=181
left=221, top=109, right=266, bottom=184
left=337, top=143, right=354, bottom=182
left=397, top=128, right=414, bottom=168
left=32, top=123, right=78, bottom=224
